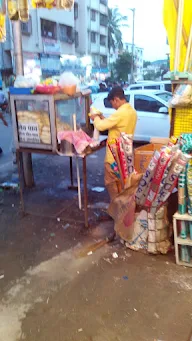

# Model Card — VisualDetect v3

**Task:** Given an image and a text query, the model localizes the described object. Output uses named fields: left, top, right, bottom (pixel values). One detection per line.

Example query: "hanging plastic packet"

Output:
left=7, top=0, right=18, bottom=20
left=59, top=0, right=74, bottom=9
left=31, top=0, right=54, bottom=9
left=0, top=0, right=6, bottom=42
left=18, top=0, right=29, bottom=21
left=0, top=12, right=6, bottom=42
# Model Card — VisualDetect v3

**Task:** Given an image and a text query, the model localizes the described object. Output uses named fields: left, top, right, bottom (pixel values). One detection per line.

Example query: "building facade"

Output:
left=75, top=0, right=108, bottom=75
left=0, top=0, right=108, bottom=83
left=124, top=43, right=144, bottom=81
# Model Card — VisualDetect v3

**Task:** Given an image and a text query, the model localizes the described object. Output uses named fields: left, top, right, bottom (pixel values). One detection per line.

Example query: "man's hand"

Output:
left=90, top=114, right=100, bottom=121
left=0, top=112, right=8, bottom=127
left=90, top=113, right=105, bottom=121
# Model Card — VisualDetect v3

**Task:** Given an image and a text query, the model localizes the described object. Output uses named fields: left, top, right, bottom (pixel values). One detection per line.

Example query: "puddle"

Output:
left=89, top=155, right=98, bottom=159
left=88, top=202, right=108, bottom=210
left=91, top=187, right=105, bottom=193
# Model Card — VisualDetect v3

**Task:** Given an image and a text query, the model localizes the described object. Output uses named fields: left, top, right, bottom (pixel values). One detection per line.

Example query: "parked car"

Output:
left=91, top=90, right=172, bottom=142
left=127, top=81, right=172, bottom=93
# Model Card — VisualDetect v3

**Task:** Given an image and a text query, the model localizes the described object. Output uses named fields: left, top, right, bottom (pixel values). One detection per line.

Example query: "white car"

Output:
left=91, top=90, right=172, bottom=142
left=127, top=81, right=172, bottom=92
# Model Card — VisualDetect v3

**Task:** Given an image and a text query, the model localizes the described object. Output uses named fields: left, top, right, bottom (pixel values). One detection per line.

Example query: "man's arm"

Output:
left=94, top=113, right=120, bottom=132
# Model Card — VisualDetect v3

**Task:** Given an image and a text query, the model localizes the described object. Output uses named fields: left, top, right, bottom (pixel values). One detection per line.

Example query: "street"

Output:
left=0, top=114, right=14, bottom=181
left=0, top=134, right=192, bottom=341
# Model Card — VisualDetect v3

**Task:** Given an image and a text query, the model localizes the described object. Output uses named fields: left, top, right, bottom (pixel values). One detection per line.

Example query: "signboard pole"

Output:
left=12, top=21, right=34, bottom=188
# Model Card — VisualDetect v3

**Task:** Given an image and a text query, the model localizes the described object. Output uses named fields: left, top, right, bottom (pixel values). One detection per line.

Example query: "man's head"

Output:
left=107, top=86, right=127, bottom=110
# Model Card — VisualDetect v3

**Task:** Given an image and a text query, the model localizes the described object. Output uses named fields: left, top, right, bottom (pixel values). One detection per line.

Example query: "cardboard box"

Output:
left=134, top=143, right=164, bottom=173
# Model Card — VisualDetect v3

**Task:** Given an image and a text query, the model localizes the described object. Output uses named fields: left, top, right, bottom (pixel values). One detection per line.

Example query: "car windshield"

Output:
left=155, top=92, right=172, bottom=102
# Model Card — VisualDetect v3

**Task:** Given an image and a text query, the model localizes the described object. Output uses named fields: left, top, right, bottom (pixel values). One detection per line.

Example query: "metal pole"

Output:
left=131, top=8, right=135, bottom=84
left=83, top=157, right=89, bottom=228
left=12, top=21, right=34, bottom=188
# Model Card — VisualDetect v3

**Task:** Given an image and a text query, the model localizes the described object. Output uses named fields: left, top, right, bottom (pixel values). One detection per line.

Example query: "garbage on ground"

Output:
left=0, top=182, right=19, bottom=189
left=50, top=233, right=55, bottom=237
left=78, top=328, right=83, bottom=333
left=123, top=276, right=128, bottom=280
left=0, top=274, right=4, bottom=280
left=87, top=251, right=93, bottom=256
left=57, top=218, right=61, bottom=222
left=154, top=313, right=160, bottom=319
left=112, top=252, right=118, bottom=259
left=63, top=223, right=70, bottom=230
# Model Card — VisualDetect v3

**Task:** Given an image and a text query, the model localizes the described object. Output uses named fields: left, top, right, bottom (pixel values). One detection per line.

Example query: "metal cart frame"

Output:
left=10, top=92, right=106, bottom=228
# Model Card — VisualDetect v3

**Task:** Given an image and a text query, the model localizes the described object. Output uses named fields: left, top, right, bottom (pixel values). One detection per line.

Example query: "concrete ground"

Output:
left=0, top=143, right=192, bottom=341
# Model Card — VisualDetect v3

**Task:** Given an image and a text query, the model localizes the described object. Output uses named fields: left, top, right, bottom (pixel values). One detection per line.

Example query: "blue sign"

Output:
left=92, top=68, right=109, bottom=74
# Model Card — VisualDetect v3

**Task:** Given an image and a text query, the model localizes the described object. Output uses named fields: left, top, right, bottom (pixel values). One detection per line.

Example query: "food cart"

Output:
left=10, top=92, right=107, bottom=228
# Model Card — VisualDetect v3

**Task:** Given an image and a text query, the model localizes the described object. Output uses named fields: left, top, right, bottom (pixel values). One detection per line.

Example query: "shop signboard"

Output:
left=43, top=39, right=61, bottom=55
left=40, top=53, right=61, bottom=75
left=18, top=122, right=40, bottom=143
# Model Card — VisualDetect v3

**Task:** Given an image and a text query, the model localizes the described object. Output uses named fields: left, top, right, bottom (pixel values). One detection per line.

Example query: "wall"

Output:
left=22, top=9, right=75, bottom=55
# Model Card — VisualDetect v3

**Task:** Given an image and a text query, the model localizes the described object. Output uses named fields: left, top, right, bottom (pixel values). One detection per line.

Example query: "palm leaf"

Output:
left=108, top=8, right=129, bottom=52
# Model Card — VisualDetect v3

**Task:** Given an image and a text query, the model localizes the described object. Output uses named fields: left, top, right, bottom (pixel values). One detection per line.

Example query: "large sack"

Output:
left=108, top=173, right=142, bottom=241
left=148, top=206, right=171, bottom=254
left=125, top=209, right=148, bottom=251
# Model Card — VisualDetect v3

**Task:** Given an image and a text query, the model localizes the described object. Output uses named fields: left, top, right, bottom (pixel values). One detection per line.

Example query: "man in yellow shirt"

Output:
left=90, top=87, right=137, bottom=201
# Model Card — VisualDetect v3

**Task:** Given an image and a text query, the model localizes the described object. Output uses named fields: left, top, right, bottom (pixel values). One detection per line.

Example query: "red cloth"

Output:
left=58, top=130, right=93, bottom=154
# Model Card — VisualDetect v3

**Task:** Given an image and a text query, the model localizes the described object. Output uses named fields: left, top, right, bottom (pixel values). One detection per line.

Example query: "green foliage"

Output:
left=108, top=8, right=128, bottom=52
left=143, top=60, right=151, bottom=68
left=143, top=70, right=156, bottom=80
left=143, top=70, right=162, bottom=81
left=113, top=52, right=132, bottom=81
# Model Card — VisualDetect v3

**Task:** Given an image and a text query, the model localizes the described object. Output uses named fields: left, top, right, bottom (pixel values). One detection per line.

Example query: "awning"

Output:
left=163, top=0, right=192, bottom=72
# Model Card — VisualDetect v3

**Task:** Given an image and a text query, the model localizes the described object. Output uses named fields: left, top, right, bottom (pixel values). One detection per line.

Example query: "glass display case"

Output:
left=10, top=93, right=91, bottom=154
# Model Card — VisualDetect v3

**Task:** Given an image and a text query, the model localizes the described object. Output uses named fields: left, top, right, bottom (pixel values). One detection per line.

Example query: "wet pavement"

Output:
left=0, top=147, right=192, bottom=341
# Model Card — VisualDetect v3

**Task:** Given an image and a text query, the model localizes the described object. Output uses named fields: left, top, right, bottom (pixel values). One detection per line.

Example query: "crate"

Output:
left=173, top=212, right=192, bottom=267
left=173, top=107, right=192, bottom=137
left=134, top=143, right=164, bottom=173
left=9, top=87, right=33, bottom=95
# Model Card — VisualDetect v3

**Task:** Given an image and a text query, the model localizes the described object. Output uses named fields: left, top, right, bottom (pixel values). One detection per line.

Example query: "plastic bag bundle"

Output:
left=136, top=150, right=160, bottom=206
left=170, top=84, right=192, bottom=107
left=180, top=134, right=192, bottom=154
left=108, top=133, right=135, bottom=187
left=14, top=75, right=38, bottom=88
left=121, top=133, right=134, bottom=175
left=18, top=0, right=29, bottom=21
left=59, top=72, right=79, bottom=96
left=144, top=148, right=172, bottom=208
left=151, top=152, right=190, bottom=214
